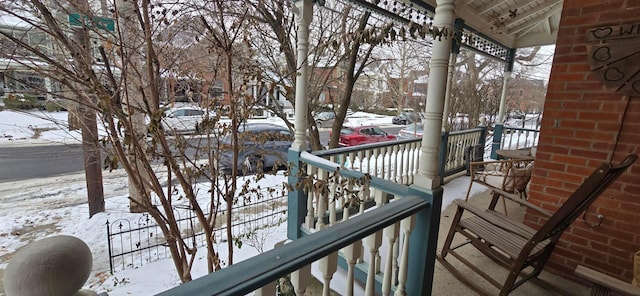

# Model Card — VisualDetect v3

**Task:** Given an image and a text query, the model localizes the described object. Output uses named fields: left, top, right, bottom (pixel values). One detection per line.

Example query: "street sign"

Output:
left=68, top=13, right=115, bottom=32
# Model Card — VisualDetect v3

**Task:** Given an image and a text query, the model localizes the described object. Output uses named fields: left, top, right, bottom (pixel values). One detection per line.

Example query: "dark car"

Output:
left=337, top=126, right=397, bottom=147
left=392, top=112, right=422, bottom=125
left=218, top=123, right=293, bottom=174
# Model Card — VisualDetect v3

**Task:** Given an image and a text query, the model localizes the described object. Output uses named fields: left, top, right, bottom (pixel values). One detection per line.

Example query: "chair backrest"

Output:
left=533, top=154, right=638, bottom=243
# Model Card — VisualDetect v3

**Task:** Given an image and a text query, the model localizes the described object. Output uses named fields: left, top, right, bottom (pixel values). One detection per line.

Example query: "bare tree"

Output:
left=0, top=0, right=282, bottom=282
left=375, top=41, right=431, bottom=113
left=448, top=51, right=503, bottom=130
left=447, top=47, right=550, bottom=130
left=247, top=1, right=400, bottom=149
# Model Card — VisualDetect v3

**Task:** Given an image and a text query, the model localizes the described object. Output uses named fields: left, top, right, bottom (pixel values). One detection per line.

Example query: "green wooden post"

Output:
left=406, top=185, right=443, bottom=295
left=491, top=124, right=504, bottom=159
left=287, top=148, right=306, bottom=240
left=438, top=131, right=449, bottom=183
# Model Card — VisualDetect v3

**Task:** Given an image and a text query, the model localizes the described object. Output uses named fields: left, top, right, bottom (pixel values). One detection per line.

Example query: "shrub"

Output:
left=44, top=99, right=66, bottom=112
left=3, top=94, right=42, bottom=110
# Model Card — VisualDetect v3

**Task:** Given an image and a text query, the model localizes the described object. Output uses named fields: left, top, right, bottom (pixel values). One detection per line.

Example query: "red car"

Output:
left=337, top=126, right=397, bottom=147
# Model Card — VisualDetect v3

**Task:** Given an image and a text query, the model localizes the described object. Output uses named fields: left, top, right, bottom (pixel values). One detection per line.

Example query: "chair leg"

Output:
left=465, top=179, right=474, bottom=201
left=440, top=205, right=465, bottom=258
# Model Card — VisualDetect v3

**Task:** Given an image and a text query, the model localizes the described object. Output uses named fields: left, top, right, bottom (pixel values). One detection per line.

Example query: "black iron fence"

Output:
left=106, top=186, right=287, bottom=273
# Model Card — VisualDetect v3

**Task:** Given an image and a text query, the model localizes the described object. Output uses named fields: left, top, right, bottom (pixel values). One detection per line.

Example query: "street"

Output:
left=0, top=126, right=404, bottom=182
left=0, top=144, right=85, bottom=182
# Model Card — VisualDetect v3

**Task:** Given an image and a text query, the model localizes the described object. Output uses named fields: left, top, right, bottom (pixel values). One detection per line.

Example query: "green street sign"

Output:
left=68, top=13, right=115, bottom=32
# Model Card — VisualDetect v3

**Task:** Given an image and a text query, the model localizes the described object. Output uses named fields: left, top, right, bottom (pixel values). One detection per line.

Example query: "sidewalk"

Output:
left=432, top=188, right=590, bottom=295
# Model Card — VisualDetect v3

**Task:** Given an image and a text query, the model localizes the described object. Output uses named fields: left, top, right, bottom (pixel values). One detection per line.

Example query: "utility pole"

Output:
left=71, top=0, right=105, bottom=217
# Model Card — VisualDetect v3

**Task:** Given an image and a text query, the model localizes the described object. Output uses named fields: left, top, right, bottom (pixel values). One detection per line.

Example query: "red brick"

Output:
left=569, top=149, right=611, bottom=161
left=561, top=101, right=601, bottom=110
left=562, top=231, right=590, bottom=245
left=577, top=111, right=621, bottom=122
left=567, top=63, right=590, bottom=72
left=609, top=239, right=639, bottom=254
left=566, top=164, right=597, bottom=177
left=598, top=208, right=638, bottom=224
left=582, top=92, right=622, bottom=101
left=565, top=81, right=606, bottom=91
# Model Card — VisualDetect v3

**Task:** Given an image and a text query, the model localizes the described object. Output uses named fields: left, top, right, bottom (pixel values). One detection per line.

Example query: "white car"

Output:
left=162, top=107, right=206, bottom=134
left=398, top=123, right=423, bottom=139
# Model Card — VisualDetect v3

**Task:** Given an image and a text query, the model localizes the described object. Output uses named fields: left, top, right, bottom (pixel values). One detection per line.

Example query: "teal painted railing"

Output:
left=490, top=124, right=540, bottom=159
left=157, top=126, right=488, bottom=295
left=287, top=150, right=443, bottom=295
left=159, top=150, right=439, bottom=295
left=439, top=127, right=487, bottom=179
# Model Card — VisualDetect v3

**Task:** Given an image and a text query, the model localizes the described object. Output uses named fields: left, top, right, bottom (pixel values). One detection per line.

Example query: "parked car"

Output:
left=392, top=112, right=422, bottom=125
left=337, top=126, right=397, bottom=147
left=398, top=123, right=423, bottom=139
left=162, top=107, right=207, bottom=134
left=313, top=111, right=336, bottom=128
left=218, top=123, right=294, bottom=174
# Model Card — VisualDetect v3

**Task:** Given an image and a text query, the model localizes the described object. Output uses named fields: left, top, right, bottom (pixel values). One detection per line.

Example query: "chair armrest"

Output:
left=491, top=188, right=553, bottom=217
left=575, top=265, right=640, bottom=296
left=469, top=160, right=510, bottom=179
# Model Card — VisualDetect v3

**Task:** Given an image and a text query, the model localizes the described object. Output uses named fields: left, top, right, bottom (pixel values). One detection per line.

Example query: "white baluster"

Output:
left=392, top=237, right=399, bottom=287
left=374, top=148, right=381, bottom=176
left=328, top=169, right=338, bottom=226
left=398, top=144, right=405, bottom=184
left=349, top=152, right=356, bottom=170
left=365, top=230, right=383, bottom=296
left=365, top=149, right=372, bottom=174
left=394, top=216, right=416, bottom=296
left=382, top=222, right=400, bottom=296
left=304, top=165, right=315, bottom=230
left=373, top=190, right=390, bottom=274
left=392, top=145, right=399, bottom=182
left=380, top=147, right=387, bottom=179
left=316, top=169, right=328, bottom=230
left=407, top=143, right=415, bottom=184
left=254, top=281, right=276, bottom=296
left=319, top=252, right=338, bottom=296
left=342, top=240, right=363, bottom=296
left=291, top=264, right=311, bottom=296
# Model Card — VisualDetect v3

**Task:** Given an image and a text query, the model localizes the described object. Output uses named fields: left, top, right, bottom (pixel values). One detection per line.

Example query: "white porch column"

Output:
left=496, top=71, right=512, bottom=123
left=415, top=0, right=456, bottom=189
left=291, top=0, right=313, bottom=151
left=441, top=52, right=457, bottom=131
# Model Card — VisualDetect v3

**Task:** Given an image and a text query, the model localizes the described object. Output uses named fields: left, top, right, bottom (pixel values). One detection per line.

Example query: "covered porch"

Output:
left=160, top=0, right=640, bottom=295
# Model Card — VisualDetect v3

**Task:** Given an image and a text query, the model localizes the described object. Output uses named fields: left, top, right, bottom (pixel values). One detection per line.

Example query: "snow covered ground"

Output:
left=0, top=109, right=479, bottom=295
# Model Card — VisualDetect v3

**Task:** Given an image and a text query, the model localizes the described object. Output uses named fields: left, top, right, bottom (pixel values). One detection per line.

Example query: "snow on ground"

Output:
left=0, top=109, right=480, bottom=295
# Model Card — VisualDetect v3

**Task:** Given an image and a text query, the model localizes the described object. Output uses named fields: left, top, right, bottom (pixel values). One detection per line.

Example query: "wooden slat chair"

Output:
left=465, top=158, right=535, bottom=214
left=438, top=154, right=638, bottom=296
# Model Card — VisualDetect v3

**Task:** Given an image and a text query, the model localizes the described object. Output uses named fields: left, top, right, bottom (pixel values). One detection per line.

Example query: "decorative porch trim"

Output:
left=343, top=0, right=514, bottom=62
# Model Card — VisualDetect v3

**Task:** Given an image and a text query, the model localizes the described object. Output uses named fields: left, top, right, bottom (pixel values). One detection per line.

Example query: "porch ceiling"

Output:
left=410, top=0, right=562, bottom=48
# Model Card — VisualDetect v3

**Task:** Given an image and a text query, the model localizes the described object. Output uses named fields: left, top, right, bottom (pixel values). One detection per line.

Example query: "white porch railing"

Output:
left=159, top=151, right=436, bottom=296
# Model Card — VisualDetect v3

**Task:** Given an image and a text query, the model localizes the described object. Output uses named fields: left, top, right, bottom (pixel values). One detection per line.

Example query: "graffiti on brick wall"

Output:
left=586, top=23, right=640, bottom=96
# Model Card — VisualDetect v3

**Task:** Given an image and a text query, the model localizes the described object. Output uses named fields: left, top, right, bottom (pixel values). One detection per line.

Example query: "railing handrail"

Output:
left=157, top=195, right=429, bottom=296
left=312, top=137, right=422, bottom=157
left=448, top=126, right=484, bottom=136
left=502, top=126, right=539, bottom=133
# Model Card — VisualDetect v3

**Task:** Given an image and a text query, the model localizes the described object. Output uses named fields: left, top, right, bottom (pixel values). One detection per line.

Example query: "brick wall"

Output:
left=526, top=0, right=640, bottom=282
